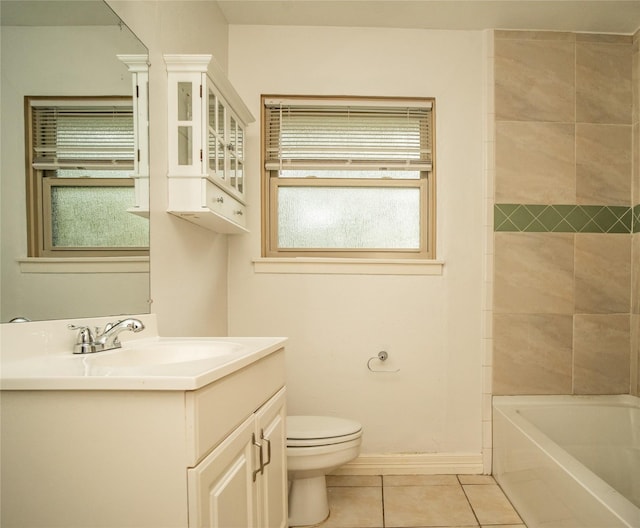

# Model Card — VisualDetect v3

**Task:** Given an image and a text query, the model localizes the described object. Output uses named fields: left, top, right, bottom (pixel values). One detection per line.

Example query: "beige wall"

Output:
left=108, top=1, right=232, bottom=336
left=106, top=6, right=489, bottom=459
left=492, top=31, right=635, bottom=395
left=226, top=25, right=486, bottom=456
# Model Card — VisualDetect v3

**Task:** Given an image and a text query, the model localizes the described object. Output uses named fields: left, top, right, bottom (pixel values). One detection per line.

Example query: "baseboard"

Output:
left=331, top=453, right=485, bottom=476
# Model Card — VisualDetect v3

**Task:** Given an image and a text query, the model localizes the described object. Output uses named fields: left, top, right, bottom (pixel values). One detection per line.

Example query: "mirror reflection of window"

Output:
left=27, top=96, right=149, bottom=257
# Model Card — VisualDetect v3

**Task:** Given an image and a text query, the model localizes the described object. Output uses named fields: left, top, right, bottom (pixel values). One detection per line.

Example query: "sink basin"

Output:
left=88, top=340, right=244, bottom=369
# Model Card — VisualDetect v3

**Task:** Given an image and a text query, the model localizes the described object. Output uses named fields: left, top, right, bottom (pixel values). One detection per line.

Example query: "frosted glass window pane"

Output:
left=278, top=187, right=420, bottom=249
left=56, top=169, right=133, bottom=179
left=51, top=186, right=148, bottom=248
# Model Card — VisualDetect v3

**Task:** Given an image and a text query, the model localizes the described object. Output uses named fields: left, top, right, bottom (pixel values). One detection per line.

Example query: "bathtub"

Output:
left=493, top=395, right=639, bottom=528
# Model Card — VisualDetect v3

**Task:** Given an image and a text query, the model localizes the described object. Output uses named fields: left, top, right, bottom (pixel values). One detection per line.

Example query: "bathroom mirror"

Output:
left=0, top=0, right=150, bottom=322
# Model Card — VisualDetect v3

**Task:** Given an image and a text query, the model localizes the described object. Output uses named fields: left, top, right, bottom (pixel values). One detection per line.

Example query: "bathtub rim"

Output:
left=493, top=394, right=639, bottom=528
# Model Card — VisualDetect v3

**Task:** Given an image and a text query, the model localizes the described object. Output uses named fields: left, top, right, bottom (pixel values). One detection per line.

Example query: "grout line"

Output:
left=459, top=480, right=482, bottom=528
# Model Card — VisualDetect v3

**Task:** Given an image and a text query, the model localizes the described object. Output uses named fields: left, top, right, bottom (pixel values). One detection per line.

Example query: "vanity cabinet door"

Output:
left=187, top=414, right=258, bottom=528
left=255, top=388, right=288, bottom=528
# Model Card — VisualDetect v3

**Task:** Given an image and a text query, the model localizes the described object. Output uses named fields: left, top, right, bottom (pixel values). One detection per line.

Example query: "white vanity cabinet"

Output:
left=0, top=348, right=287, bottom=528
left=188, top=387, right=287, bottom=528
left=165, top=54, right=254, bottom=234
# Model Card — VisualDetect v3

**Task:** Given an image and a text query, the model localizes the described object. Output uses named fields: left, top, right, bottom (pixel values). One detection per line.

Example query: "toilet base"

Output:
left=288, top=474, right=329, bottom=527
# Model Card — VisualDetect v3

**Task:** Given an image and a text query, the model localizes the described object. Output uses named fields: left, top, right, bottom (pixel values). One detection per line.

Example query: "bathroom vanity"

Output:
left=0, top=318, right=287, bottom=528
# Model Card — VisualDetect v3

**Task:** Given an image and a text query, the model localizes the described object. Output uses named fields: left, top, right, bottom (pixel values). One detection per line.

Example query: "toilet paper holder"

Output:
left=367, top=350, right=400, bottom=373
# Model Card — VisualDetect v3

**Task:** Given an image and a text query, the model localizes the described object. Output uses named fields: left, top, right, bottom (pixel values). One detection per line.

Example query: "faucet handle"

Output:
left=68, top=324, right=96, bottom=354
left=68, top=324, right=88, bottom=335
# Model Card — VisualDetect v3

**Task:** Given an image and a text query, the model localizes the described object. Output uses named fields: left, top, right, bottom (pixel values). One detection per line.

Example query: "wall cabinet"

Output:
left=0, top=349, right=287, bottom=528
left=164, top=54, right=254, bottom=234
left=117, top=54, right=149, bottom=218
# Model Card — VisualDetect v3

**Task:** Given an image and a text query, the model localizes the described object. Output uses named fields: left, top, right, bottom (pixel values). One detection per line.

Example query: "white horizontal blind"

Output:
left=31, top=102, right=134, bottom=170
left=264, top=98, right=433, bottom=172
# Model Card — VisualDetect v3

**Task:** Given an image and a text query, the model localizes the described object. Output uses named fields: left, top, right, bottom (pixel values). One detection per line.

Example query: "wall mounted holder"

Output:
left=367, top=350, right=400, bottom=373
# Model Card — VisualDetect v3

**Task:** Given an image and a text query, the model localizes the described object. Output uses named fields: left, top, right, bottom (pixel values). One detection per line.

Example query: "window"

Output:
left=262, top=95, right=435, bottom=259
left=26, top=97, right=149, bottom=257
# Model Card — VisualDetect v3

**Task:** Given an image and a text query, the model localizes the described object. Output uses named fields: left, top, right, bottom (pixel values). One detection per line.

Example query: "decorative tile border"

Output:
left=495, top=204, right=635, bottom=233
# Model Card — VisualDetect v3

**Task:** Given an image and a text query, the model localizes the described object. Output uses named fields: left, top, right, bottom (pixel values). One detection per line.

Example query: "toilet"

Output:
left=286, top=415, right=363, bottom=527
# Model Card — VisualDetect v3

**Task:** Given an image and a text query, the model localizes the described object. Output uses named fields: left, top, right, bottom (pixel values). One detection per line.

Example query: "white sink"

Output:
left=1, top=328, right=287, bottom=390
left=89, top=340, right=243, bottom=368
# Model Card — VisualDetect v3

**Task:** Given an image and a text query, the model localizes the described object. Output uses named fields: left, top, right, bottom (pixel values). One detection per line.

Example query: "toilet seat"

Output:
left=287, top=416, right=362, bottom=447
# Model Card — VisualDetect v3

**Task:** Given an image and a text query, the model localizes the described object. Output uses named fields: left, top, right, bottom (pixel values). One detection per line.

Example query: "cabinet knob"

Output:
left=233, top=210, right=243, bottom=216
left=215, top=196, right=224, bottom=204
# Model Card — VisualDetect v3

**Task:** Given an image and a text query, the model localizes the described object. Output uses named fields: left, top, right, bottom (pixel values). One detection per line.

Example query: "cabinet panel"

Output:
left=256, top=388, right=288, bottom=528
left=187, top=388, right=287, bottom=528
left=187, top=415, right=257, bottom=528
left=186, top=349, right=285, bottom=466
left=1, top=390, right=188, bottom=528
left=205, top=180, right=247, bottom=229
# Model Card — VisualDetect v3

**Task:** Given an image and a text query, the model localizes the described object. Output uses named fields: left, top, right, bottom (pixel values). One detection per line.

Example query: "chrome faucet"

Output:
left=69, top=318, right=145, bottom=354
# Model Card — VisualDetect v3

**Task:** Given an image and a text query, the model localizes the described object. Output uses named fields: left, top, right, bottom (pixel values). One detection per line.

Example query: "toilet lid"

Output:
left=287, top=416, right=362, bottom=447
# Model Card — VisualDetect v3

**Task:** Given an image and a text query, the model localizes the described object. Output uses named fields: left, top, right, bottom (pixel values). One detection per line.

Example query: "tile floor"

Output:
left=314, top=474, right=527, bottom=528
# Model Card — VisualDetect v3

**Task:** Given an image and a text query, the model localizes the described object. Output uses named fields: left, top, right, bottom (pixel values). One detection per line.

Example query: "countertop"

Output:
left=1, top=316, right=286, bottom=391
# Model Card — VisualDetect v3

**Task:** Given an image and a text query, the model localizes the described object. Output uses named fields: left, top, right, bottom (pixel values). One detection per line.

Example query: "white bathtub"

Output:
left=493, top=395, right=640, bottom=528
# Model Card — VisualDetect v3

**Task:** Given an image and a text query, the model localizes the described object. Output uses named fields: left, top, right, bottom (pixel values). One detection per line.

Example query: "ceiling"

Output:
left=216, top=0, right=640, bottom=34
left=2, top=1, right=639, bottom=34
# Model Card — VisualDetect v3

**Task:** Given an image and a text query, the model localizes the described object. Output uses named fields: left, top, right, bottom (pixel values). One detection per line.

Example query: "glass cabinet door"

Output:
left=236, top=125, right=244, bottom=194
left=207, top=88, right=220, bottom=179
left=229, top=115, right=238, bottom=191
left=177, top=82, right=194, bottom=167
left=217, top=98, right=226, bottom=181
left=205, top=82, right=247, bottom=201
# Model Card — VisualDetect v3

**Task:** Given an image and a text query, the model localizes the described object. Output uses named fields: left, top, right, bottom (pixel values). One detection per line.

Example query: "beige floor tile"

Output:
left=318, top=486, right=383, bottom=528
left=384, top=485, right=478, bottom=527
left=480, top=525, right=526, bottom=528
left=384, top=474, right=459, bottom=487
left=457, top=475, right=496, bottom=485
left=327, top=475, right=382, bottom=487
left=463, top=484, right=523, bottom=526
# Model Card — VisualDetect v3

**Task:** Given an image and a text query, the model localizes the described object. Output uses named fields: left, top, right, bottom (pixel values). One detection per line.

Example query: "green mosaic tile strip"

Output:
left=495, top=204, right=633, bottom=233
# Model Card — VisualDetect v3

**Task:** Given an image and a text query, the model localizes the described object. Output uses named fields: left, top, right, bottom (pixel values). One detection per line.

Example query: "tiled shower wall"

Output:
left=492, top=30, right=639, bottom=395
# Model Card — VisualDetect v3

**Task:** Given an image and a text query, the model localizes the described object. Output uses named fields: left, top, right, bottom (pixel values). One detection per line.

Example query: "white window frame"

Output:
left=261, top=95, right=436, bottom=260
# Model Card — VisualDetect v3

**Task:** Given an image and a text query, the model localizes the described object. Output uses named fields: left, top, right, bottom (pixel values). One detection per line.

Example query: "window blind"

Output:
left=264, top=97, right=433, bottom=172
left=31, top=102, right=134, bottom=170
